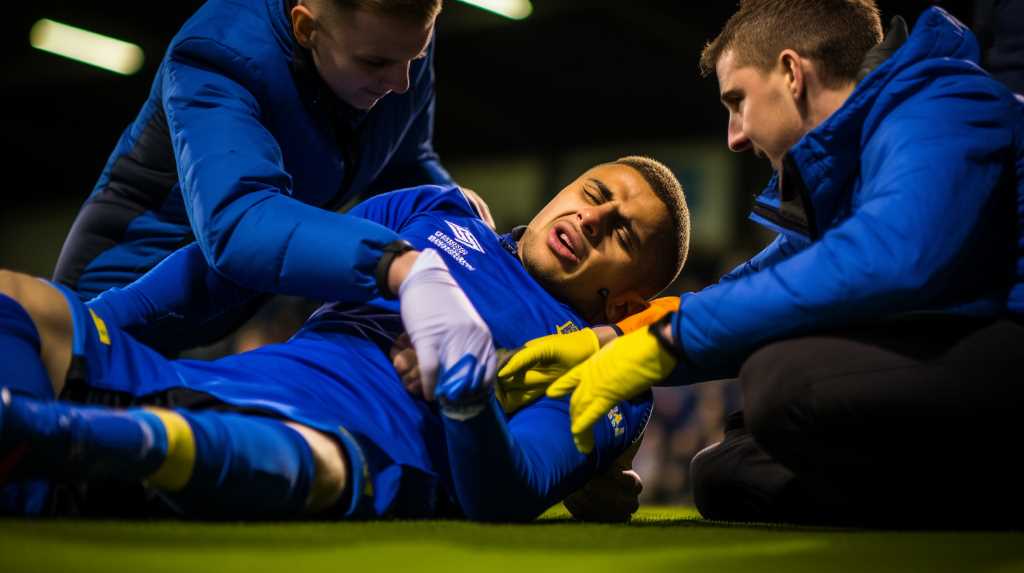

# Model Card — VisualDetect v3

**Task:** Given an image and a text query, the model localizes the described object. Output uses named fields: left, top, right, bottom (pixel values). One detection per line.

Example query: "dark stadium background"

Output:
left=0, top=0, right=979, bottom=503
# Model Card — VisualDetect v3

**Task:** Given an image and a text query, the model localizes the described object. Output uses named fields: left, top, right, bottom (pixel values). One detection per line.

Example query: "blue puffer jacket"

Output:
left=55, top=0, right=452, bottom=303
left=671, top=7, right=1024, bottom=383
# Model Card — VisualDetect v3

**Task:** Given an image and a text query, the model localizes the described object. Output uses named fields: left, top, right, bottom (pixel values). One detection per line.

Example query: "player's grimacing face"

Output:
left=302, top=7, right=434, bottom=111
left=519, top=164, right=671, bottom=323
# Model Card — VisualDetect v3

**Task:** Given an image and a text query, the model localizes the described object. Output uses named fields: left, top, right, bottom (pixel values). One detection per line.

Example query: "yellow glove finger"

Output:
left=573, top=428, right=596, bottom=455
left=498, top=362, right=568, bottom=388
left=545, top=362, right=584, bottom=398
left=517, top=367, right=570, bottom=387
left=496, top=343, right=549, bottom=380
left=495, top=348, right=517, bottom=373
left=569, top=393, right=618, bottom=448
left=496, top=385, right=547, bottom=414
left=497, top=329, right=599, bottom=381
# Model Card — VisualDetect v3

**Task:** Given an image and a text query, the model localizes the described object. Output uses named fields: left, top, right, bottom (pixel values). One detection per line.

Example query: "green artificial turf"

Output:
left=2, top=506, right=1023, bottom=573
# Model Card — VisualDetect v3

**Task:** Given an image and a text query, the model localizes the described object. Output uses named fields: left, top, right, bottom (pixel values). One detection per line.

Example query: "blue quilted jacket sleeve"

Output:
left=85, top=186, right=466, bottom=347
left=717, top=234, right=799, bottom=285
left=162, top=37, right=401, bottom=302
left=671, top=70, right=1018, bottom=384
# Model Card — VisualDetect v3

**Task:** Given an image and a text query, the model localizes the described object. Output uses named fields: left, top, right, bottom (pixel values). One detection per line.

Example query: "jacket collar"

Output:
left=752, top=7, right=979, bottom=240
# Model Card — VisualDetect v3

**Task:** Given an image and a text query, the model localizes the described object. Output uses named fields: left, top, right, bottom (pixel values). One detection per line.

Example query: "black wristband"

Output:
left=649, top=311, right=682, bottom=358
left=374, top=240, right=415, bottom=299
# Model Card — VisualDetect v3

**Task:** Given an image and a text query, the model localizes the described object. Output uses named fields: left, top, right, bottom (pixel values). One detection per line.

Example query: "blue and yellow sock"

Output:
left=0, top=396, right=317, bottom=518
left=155, top=410, right=316, bottom=519
left=0, top=294, right=56, bottom=515
left=1, top=396, right=169, bottom=479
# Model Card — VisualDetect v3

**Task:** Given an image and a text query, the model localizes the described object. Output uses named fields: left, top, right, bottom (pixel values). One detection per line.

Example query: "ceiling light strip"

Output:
left=455, top=0, right=533, bottom=20
left=30, top=18, right=144, bottom=76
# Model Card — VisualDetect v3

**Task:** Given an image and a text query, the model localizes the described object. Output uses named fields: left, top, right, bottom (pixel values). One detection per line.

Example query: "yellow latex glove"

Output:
left=495, top=378, right=548, bottom=415
left=496, top=328, right=601, bottom=413
left=547, top=324, right=677, bottom=453
left=616, top=296, right=679, bottom=334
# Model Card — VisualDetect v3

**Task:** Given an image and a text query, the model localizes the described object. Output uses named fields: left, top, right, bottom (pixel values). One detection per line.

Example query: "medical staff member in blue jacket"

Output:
left=53, top=0, right=465, bottom=353
left=501, top=1, right=1024, bottom=526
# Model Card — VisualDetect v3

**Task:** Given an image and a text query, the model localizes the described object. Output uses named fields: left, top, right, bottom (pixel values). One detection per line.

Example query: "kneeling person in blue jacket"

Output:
left=52, top=0, right=481, bottom=356
left=502, top=2, right=1024, bottom=526
left=0, top=156, right=689, bottom=521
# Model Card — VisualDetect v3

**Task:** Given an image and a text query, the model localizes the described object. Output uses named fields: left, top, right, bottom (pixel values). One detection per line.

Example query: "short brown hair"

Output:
left=699, top=0, right=882, bottom=87
left=326, top=0, right=442, bottom=24
left=612, top=156, right=690, bottom=294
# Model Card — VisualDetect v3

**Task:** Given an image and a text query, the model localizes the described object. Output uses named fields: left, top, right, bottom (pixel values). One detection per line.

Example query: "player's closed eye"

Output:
left=616, top=226, right=632, bottom=251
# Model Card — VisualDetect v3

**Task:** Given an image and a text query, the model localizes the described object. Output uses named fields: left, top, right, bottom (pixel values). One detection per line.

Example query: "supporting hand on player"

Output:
left=494, top=296, right=680, bottom=414
left=547, top=316, right=679, bottom=453
left=496, top=328, right=601, bottom=412
left=563, top=440, right=644, bottom=522
left=459, top=187, right=496, bottom=230
left=390, top=333, right=422, bottom=396
left=397, top=249, right=496, bottom=402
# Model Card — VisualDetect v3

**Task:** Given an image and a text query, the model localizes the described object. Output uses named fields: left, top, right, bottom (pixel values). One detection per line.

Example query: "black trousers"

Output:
left=690, top=315, right=1024, bottom=527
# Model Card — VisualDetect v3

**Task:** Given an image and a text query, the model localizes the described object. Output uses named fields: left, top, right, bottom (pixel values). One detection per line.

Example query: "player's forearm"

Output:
left=87, top=244, right=245, bottom=329
left=86, top=244, right=261, bottom=353
left=442, top=397, right=565, bottom=522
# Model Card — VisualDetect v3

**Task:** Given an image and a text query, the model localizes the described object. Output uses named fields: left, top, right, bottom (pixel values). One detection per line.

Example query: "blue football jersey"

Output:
left=81, top=185, right=653, bottom=519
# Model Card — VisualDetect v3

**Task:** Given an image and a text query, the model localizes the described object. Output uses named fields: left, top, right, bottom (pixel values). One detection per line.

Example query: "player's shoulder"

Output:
left=372, top=184, right=485, bottom=229
left=411, top=185, right=481, bottom=218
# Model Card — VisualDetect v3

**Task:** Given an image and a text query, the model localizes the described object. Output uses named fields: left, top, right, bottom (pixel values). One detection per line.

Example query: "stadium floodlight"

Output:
left=455, top=0, right=532, bottom=20
left=30, top=18, right=145, bottom=76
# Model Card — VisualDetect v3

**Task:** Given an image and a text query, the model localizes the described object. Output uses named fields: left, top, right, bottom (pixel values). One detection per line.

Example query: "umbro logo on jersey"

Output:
left=445, top=221, right=485, bottom=254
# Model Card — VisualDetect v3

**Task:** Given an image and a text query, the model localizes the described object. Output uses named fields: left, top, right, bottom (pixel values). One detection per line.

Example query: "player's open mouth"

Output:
left=548, top=222, right=581, bottom=266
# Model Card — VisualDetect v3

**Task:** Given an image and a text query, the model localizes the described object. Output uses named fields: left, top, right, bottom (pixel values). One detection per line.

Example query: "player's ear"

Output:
left=779, top=49, right=806, bottom=101
left=604, top=290, right=648, bottom=324
left=291, top=3, right=317, bottom=48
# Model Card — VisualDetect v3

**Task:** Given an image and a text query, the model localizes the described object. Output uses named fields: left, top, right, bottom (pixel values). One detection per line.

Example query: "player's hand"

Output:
left=496, top=295, right=680, bottom=399
left=563, top=441, right=643, bottom=522
left=615, top=296, right=679, bottom=334
left=459, top=187, right=496, bottom=230
left=390, top=333, right=422, bottom=396
left=399, top=249, right=496, bottom=402
left=496, top=329, right=601, bottom=406
left=548, top=320, right=678, bottom=453
left=494, top=347, right=549, bottom=414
